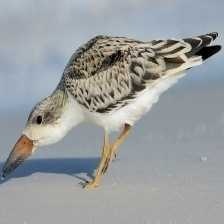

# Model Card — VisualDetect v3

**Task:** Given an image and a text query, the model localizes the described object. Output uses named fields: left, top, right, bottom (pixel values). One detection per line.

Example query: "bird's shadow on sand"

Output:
left=0, top=157, right=99, bottom=184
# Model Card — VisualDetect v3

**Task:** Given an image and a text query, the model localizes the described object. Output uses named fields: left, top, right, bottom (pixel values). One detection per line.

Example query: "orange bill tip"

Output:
left=2, top=135, right=33, bottom=179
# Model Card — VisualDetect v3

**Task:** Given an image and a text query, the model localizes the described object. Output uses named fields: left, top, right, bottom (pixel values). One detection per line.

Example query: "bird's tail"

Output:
left=183, top=32, right=221, bottom=61
left=150, top=32, right=221, bottom=75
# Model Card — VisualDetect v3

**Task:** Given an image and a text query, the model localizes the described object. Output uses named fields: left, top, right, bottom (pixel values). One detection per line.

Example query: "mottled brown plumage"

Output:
left=62, top=33, right=220, bottom=114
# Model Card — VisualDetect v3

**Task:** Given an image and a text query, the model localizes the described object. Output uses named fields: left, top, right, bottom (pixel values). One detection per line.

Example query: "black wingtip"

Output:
left=207, top=32, right=219, bottom=40
left=196, top=45, right=222, bottom=60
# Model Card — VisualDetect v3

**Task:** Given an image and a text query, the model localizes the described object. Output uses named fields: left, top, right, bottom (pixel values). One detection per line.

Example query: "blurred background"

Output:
left=0, top=2, right=224, bottom=223
left=0, top=0, right=223, bottom=111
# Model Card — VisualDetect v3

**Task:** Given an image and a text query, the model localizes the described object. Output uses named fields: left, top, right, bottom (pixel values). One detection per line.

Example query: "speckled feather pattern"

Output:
left=60, top=33, right=218, bottom=114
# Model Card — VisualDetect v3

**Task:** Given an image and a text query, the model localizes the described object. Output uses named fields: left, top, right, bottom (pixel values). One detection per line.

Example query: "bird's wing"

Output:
left=62, top=33, right=220, bottom=113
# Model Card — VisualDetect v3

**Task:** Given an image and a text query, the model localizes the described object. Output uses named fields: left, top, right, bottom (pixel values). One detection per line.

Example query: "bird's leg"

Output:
left=112, top=124, right=131, bottom=160
left=84, top=124, right=131, bottom=189
left=84, top=130, right=111, bottom=189
left=101, top=124, right=131, bottom=175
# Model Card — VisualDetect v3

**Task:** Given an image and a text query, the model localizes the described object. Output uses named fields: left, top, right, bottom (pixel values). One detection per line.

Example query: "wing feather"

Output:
left=61, top=33, right=220, bottom=113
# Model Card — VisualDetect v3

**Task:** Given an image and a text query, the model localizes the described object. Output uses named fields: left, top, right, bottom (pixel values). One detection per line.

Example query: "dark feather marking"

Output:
left=95, top=58, right=161, bottom=113
left=185, top=33, right=220, bottom=57
left=95, top=76, right=149, bottom=113
left=159, top=46, right=186, bottom=56
left=101, top=50, right=123, bottom=67
left=66, top=49, right=125, bottom=80
left=151, top=40, right=164, bottom=45
left=196, top=45, right=221, bottom=60
left=86, top=98, right=92, bottom=106
left=165, top=56, right=185, bottom=63
left=198, top=35, right=212, bottom=46
left=155, top=40, right=179, bottom=51
left=72, top=35, right=106, bottom=64
left=208, top=32, right=218, bottom=40
left=129, top=61, right=144, bottom=77
left=148, top=57, right=159, bottom=65
left=44, top=112, right=55, bottom=124
left=144, top=72, right=160, bottom=80
left=64, top=35, right=110, bottom=80
left=131, top=81, right=146, bottom=92
left=184, top=38, right=201, bottom=49
left=96, top=104, right=118, bottom=113
left=95, top=81, right=146, bottom=113
left=123, top=39, right=143, bottom=44
left=98, top=95, right=105, bottom=103
left=66, top=68, right=85, bottom=80
left=95, top=63, right=163, bottom=113
left=110, top=91, right=115, bottom=98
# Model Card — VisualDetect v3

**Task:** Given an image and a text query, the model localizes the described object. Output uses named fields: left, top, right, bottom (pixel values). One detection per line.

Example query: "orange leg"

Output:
left=101, top=124, right=132, bottom=175
left=84, top=124, right=131, bottom=189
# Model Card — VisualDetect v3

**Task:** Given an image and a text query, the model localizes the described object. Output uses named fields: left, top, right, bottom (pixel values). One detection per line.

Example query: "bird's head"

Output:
left=1, top=90, right=82, bottom=179
left=24, top=91, right=68, bottom=147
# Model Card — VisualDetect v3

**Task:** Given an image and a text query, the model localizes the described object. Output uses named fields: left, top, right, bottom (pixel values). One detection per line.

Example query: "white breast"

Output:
left=84, top=72, right=186, bottom=132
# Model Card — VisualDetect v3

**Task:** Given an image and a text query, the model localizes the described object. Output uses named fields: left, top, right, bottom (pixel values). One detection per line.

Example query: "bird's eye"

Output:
left=36, top=116, right=43, bottom=124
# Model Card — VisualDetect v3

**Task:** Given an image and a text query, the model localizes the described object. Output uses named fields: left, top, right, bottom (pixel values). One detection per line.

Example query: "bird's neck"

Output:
left=56, top=90, right=85, bottom=134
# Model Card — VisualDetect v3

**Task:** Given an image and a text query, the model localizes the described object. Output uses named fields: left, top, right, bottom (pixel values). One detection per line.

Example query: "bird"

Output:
left=1, top=32, right=221, bottom=189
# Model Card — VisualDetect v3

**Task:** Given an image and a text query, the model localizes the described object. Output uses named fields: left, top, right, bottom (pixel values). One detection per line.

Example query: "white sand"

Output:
left=0, top=79, right=224, bottom=224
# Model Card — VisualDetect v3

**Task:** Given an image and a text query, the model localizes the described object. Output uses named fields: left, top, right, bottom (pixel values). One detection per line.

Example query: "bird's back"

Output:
left=60, top=33, right=221, bottom=131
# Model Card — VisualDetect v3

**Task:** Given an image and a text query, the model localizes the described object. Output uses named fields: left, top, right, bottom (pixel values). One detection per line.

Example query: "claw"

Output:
left=83, top=180, right=99, bottom=189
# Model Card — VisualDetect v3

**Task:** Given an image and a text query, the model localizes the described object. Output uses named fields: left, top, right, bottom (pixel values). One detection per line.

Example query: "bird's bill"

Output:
left=1, top=135, right=34, bottom=179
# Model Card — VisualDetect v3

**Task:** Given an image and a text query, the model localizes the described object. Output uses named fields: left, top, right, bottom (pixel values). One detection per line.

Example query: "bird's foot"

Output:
left=83, top=179, right=100, bottom=189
